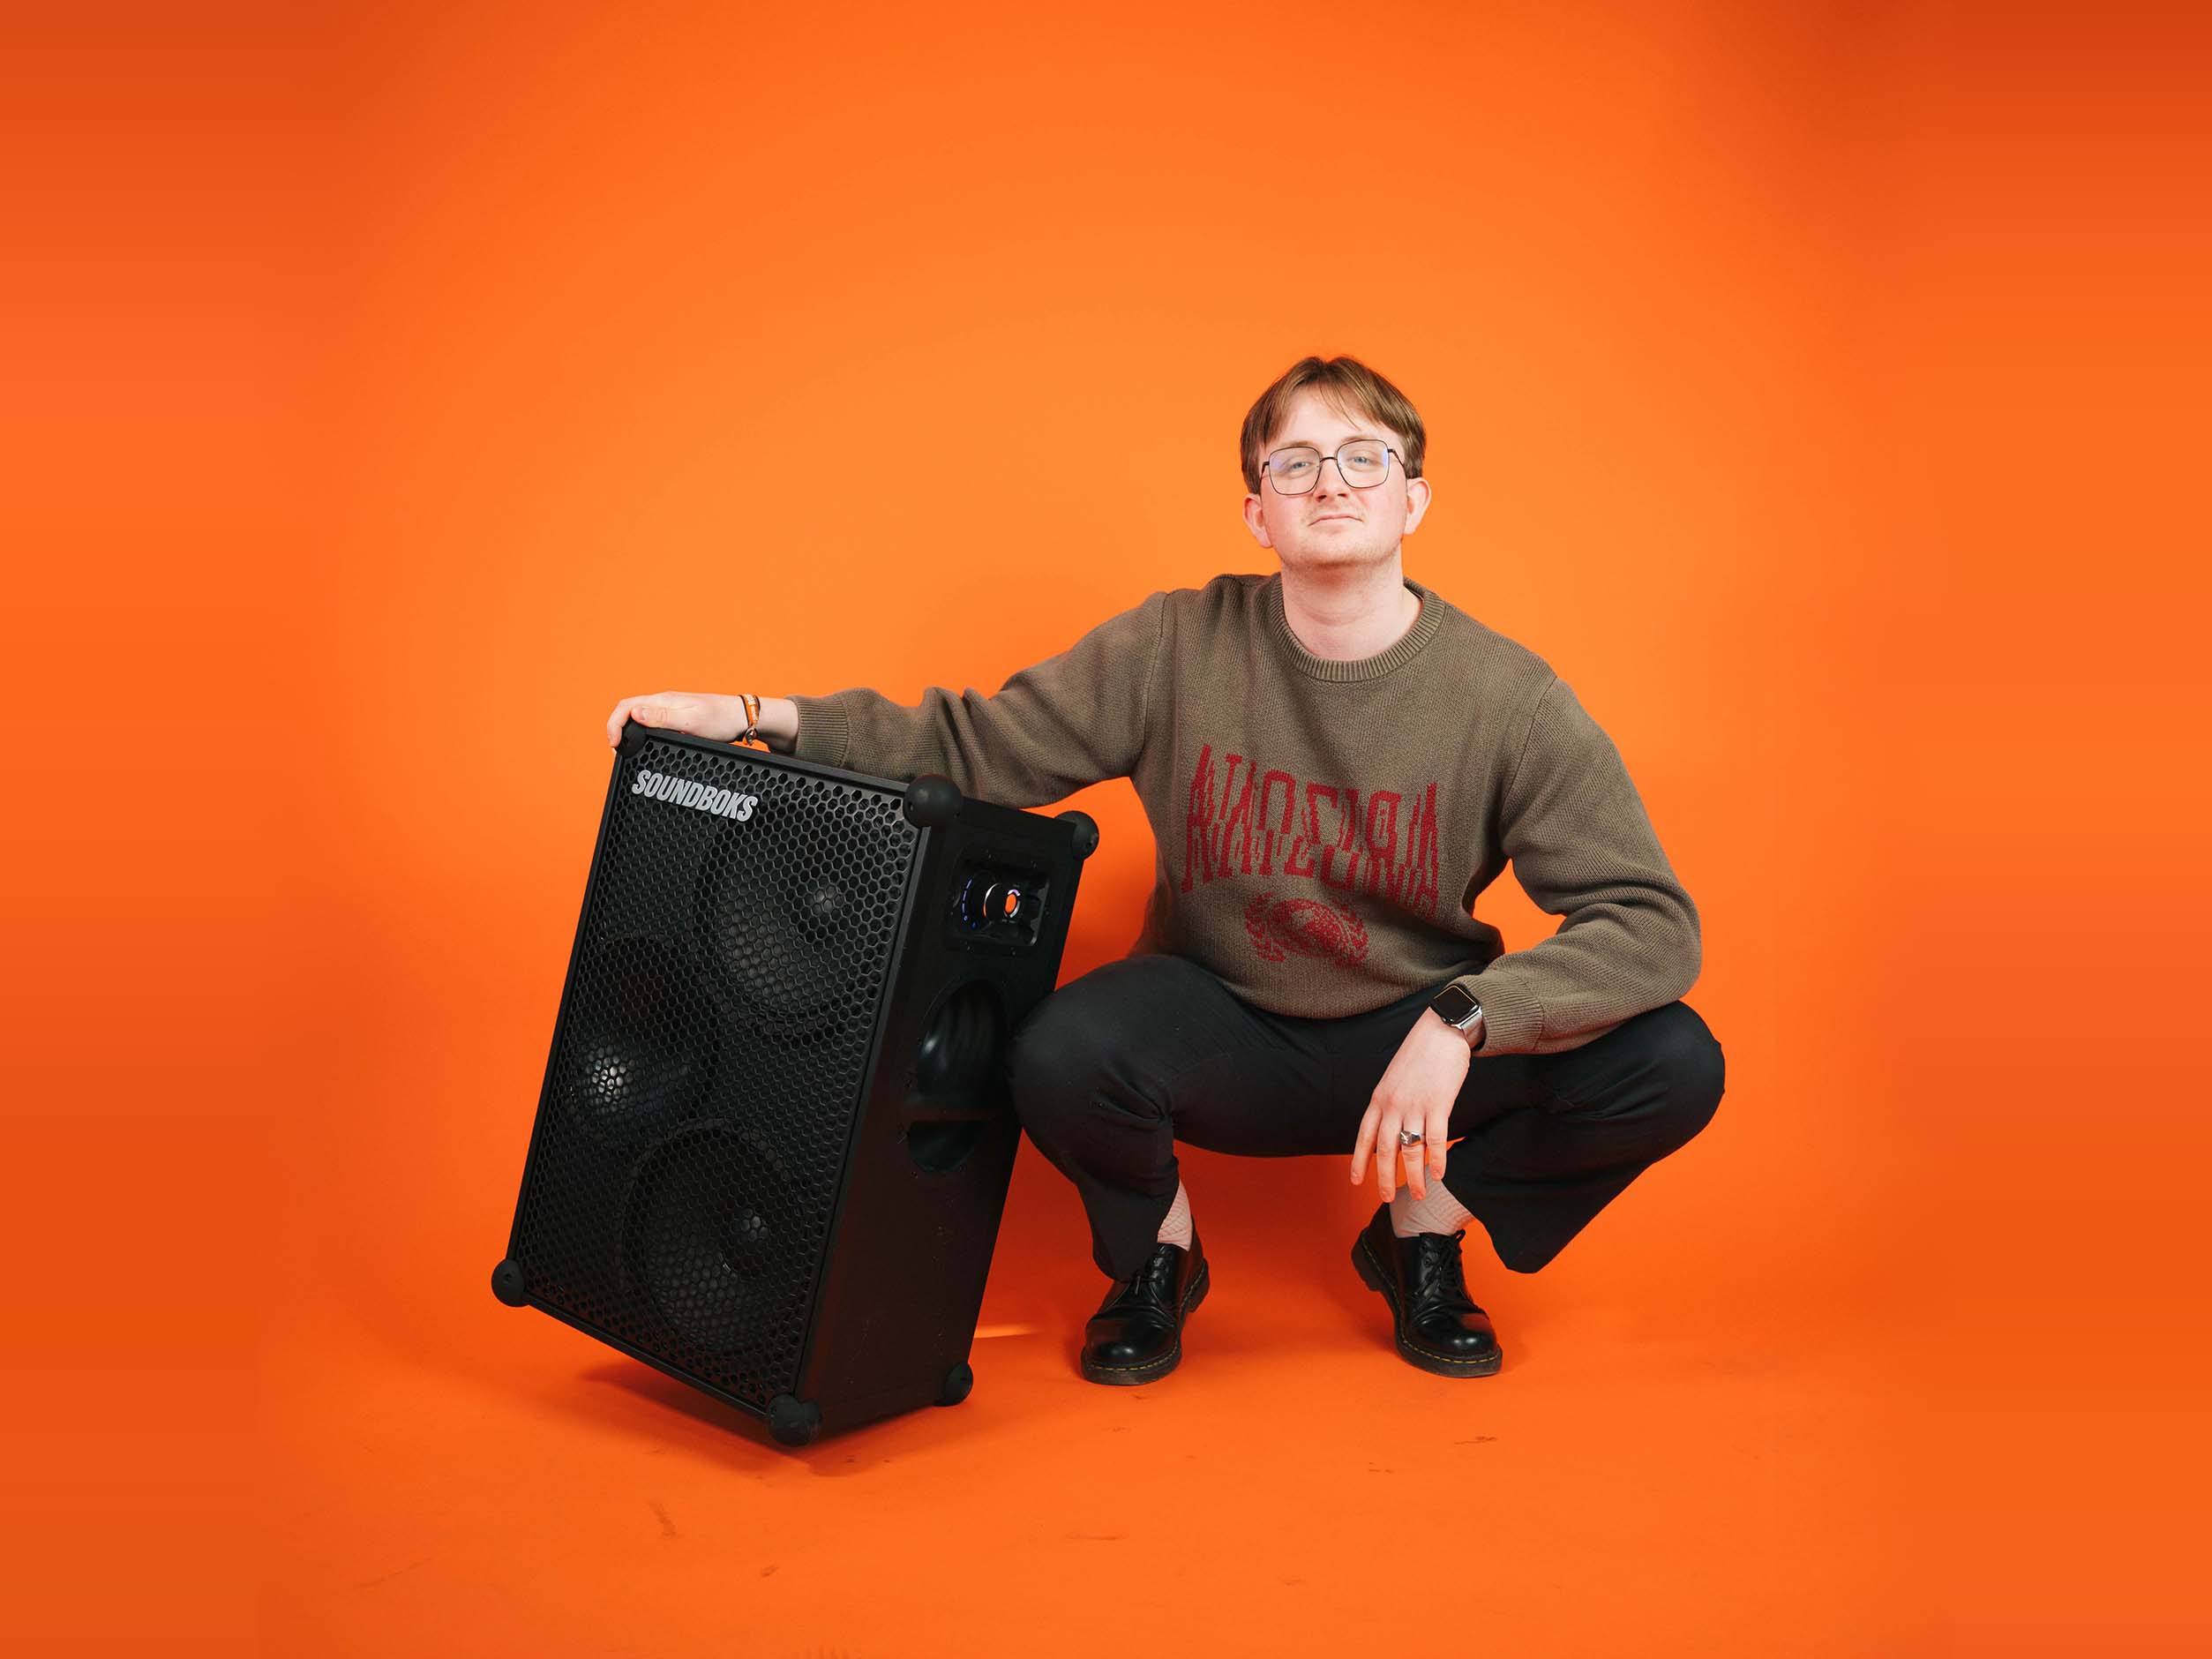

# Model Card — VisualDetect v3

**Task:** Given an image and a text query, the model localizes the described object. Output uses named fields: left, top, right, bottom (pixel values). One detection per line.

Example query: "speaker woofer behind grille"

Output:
left=694, top=816, right=875, bottom=1044
left=619, top=1118, right=811, bottom=1382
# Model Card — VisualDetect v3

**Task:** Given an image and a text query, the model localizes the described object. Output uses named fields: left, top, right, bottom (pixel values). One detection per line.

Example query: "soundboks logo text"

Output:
left=632, top=768, right=760, bottom=822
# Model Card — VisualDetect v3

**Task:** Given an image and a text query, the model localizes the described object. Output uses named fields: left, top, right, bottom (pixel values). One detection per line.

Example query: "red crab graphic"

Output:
left=1242, top=891, right=1369, bottom=965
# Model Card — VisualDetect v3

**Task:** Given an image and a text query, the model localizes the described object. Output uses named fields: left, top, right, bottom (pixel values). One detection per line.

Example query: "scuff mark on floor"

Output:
left=353, top=1558, right=431, bottom=1592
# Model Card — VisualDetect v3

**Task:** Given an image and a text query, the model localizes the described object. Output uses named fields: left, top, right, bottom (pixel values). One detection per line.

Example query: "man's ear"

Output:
left=1241, top=492, right=1274, bottom=549
left=1400, top=475, right=1432, bottom=536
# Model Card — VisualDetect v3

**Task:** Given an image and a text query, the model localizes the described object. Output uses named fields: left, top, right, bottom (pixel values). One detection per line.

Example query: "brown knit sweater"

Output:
left=784, top=571, right=1699, bottom=1055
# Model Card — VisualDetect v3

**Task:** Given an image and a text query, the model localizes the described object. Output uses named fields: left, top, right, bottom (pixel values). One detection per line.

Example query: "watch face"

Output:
left=1431, top=986, right=1480, bottom=1025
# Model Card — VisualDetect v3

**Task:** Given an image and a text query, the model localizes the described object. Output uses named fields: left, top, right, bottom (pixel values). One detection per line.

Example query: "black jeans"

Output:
left=1003, top=953, right=1726, bottom=1282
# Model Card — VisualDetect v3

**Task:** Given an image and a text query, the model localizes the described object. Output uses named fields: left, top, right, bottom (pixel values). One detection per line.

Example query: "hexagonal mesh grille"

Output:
left=511, top=738, right=919, bottom=1408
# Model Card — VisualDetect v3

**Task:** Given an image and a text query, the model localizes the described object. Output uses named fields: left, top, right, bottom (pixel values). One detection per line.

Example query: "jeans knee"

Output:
left=1651, top=1003, right=1725, bottom=1138
left=1003, top=995, right=1125, bottom=1126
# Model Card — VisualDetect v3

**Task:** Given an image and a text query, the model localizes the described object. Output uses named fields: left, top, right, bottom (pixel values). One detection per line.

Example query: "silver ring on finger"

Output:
left=1398, top=1129, right=1424, bottom=1147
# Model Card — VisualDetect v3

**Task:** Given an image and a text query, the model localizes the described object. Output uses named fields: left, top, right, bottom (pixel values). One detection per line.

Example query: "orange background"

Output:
left=4, top=2, right=2205, bottom=1654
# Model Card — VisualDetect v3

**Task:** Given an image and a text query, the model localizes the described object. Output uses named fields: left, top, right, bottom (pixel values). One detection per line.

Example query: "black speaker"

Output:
left=493, top=720, right=1099, bottom=1445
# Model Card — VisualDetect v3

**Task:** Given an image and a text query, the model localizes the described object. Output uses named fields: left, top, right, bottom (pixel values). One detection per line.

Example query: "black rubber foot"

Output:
left=935, top=1362, right=973, bottom=1407
left=767, top=1393, right=822, bottom=1446
left=491, top=1259, right=528, bottom=1307
left=903, top=774, right=962, bottom=828
left=1054, top=809, right=1099, bottom=860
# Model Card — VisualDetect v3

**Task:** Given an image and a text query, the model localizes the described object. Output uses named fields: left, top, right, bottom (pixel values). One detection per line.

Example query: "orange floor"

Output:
left=250, top=1029, right=1932, bottom=1657
left=263, top=1271, right=1906, bottom=1657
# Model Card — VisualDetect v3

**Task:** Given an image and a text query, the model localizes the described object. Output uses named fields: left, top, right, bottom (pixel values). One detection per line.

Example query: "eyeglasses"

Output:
left=1262, top=440, right=1400, bottom=494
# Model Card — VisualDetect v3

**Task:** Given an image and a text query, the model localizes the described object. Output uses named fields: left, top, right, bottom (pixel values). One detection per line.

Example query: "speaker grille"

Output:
left=511, top=738, right=919, bottom=1408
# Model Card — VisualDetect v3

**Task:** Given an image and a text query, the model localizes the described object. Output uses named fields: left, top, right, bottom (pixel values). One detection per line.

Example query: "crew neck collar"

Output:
left=1263, top=571, right=1443, bottom=683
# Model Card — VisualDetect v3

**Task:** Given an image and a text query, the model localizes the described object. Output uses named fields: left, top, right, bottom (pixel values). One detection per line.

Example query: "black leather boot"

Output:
left=1079, top=1231, right=1209, bottom=1385
left=1351, top=1203, right=1502, bottom=1377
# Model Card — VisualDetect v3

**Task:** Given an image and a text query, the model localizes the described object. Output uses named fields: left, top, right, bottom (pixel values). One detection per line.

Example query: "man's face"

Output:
left=1241, top=388, right=1430, bottom=572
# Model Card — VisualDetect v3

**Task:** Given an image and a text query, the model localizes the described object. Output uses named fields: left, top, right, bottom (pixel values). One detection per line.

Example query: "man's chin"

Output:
left=1283, top=541, right=1387, bottom=569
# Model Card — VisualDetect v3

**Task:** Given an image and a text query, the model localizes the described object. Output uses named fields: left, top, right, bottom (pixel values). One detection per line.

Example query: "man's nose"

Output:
left=1312, top=456, right=1353, bottom=494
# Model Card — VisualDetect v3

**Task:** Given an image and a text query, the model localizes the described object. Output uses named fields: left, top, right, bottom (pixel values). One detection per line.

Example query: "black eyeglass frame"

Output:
left=1260, top=441, right=1406, bottom=495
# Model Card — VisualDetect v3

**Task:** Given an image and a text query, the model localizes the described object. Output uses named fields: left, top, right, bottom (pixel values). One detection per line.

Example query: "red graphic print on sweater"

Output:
left=1242, top=892, right=1369, bottom=965
left=1180, top=743, right=1442, bottom=964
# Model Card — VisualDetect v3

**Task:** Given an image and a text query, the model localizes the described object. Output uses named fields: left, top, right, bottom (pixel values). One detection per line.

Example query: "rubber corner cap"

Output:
left=904, top=774, right=962, bottom=828
left=491, top=1258, right=529, bottom=1307
left=1055, top=809, right=1100, bottom=860
left=768, top=1393, right=822, bottom=1446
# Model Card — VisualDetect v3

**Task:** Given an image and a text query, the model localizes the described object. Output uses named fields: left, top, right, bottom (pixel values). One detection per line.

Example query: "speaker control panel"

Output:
left=948, top=856, right=1049, bottom=952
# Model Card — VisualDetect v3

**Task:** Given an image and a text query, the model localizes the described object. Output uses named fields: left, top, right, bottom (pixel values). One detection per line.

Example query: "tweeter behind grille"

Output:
left=494, top=726, right=1098, bottom=1445
left=554, top=933, right=721, bottom=1149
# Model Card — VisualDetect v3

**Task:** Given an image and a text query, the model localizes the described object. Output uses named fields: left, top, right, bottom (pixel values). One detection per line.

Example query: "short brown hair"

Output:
left=1239, top=355, right=1427, bottom=495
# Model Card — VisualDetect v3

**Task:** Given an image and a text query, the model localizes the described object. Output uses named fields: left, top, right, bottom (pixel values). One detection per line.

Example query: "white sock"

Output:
left=1391, top=1182, right=1473, bottom=1238
left=1154, top=1179, right=1194, bottom=1250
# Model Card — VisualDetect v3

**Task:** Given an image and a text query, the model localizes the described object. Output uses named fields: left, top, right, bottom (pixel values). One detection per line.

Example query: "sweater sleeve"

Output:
left=784, top=589, right=1169, bottom=807
left=1454, top=675, right=1702, bottom=1056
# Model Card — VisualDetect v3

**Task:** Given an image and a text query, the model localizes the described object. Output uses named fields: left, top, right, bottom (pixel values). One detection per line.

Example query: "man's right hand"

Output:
left=605, top=691, right=751, bottom=750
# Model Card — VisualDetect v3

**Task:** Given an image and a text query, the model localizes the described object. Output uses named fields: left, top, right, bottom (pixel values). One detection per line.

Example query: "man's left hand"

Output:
left=1349, top=1010, right=1474, bottom=1201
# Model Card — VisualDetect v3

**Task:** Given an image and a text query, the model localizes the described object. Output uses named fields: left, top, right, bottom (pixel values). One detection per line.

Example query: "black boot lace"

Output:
left=1412, top=1227, right=1478, bottom=1313
left=1113, top=1242, right=1178, bottom=1311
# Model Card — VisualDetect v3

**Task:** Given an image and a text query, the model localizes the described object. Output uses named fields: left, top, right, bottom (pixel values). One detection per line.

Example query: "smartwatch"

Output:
left=1429, top=983, right=1485, bottom=1047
